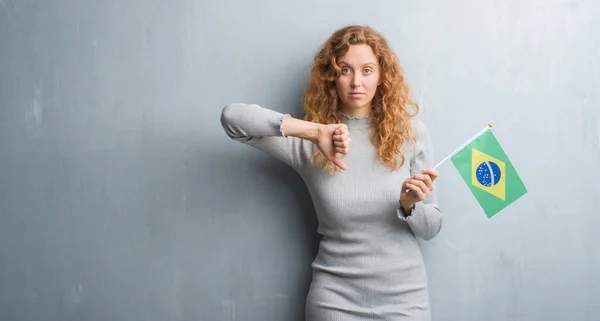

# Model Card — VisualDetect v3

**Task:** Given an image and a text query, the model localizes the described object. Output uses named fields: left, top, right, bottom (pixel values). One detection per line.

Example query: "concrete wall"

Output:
left=1, top=0, right=598, bottom=320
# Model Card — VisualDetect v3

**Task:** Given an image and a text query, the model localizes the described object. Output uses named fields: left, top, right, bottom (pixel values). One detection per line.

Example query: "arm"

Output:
left=397, top=120, right=443, bottom=240
left=220, top=103, right=350, bottom=170
left=220, top=103, right=311, bottom=169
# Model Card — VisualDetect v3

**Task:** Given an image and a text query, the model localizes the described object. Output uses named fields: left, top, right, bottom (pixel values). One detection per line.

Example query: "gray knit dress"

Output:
left=220, top=103, right=443, bottom=321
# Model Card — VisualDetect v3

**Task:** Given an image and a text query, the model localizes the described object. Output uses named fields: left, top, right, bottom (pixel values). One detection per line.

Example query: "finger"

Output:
left=333, top=140, right=350, bottom=148
left=335, top=146, right=349, bottom=155
left=413, top=174, right=433, bottom=190
left=335, top=125, right=349, bottom=138
left=333, top=135, right=346, bottom=142
left=333, top=143, right=350, bottom=153
left=411, top=179, right=430, bottom=194
left=421, top=168, right=439, bottom=180
left=407, top=180, right=428, bottom=199
left=337, top=124, right=348, bottom=133
left=403, top=177, right=413, bottom=193
left=335, top=144, right=349, bottom=152
left=333, top=132, right=350, bottom=142
left=404, top=178, right=420, bottom=193
left=413, top=174, right=431, bottom=183
left=331, top=156, right=347, bottom=170
left=405, top=183, right=425, bottom=198
left=334, top=141, right=343, bottom=147
left=335, top=148, right=350, bottom=156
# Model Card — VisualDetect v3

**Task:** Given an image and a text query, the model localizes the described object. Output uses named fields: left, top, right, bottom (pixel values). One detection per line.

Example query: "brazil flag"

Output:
left=451, top=129, right=527, bottom=218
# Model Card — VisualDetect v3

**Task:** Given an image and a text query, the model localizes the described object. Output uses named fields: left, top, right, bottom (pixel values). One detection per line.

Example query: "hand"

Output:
left=400, top=168, right=438, bottom=213
left=315, top=124, right=351, bottom=170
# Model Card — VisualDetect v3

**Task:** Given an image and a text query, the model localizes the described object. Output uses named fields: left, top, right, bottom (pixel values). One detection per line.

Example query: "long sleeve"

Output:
left=397, top=119, right=443, bottom=240
left=220, top=103, right=314, bottom=170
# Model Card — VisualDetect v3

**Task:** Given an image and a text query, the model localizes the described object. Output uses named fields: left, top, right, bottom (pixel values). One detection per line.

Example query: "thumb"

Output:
left=331, top=154, right=347, bottom=171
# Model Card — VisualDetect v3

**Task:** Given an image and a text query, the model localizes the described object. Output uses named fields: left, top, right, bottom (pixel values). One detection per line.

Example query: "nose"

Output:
left=351, top=73, right=361, bottom=88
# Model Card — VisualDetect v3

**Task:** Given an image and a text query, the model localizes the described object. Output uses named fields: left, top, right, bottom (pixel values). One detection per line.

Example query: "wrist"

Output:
left=399, top=200, right=415, bottom=216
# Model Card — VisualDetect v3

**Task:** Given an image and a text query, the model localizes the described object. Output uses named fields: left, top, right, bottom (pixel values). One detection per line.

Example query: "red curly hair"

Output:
left=302, top=25, right=418, bottom=173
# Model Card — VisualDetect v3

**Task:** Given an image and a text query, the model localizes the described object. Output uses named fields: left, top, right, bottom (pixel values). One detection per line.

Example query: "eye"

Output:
left=364, top=68, right=373, bottom=74
left=341, top=67, right=351, bottom=74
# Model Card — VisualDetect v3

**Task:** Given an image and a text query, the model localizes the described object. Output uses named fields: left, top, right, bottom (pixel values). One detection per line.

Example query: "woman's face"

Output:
left=334, top=44, right=381, bottom=117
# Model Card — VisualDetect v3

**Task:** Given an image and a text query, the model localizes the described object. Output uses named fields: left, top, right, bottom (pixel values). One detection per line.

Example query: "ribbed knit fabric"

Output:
left=220, top=103, right=443, bottom=321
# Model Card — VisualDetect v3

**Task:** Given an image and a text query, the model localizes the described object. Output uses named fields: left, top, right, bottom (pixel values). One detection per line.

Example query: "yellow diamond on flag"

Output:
left=471, top=149, right=506, bottom=201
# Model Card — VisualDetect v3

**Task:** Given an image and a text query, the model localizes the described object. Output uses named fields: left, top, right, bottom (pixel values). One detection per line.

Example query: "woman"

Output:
left=221, top=25, right=442, bottom=321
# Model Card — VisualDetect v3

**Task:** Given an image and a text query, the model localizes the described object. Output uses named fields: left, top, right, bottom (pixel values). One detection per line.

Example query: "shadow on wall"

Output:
left=249, top=156, right=322, bottom=290
left=193, top=145, right=321, bottom=320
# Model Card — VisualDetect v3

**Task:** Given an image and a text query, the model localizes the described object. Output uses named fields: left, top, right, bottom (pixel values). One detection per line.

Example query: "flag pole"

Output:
left=405, top=124, right=492, bottom=193
left=433, top=124, right=492, bottom=170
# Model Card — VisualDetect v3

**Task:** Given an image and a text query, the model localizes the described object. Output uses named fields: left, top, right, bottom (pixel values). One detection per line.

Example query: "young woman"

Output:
left=221, top=25, right=442, bottom=321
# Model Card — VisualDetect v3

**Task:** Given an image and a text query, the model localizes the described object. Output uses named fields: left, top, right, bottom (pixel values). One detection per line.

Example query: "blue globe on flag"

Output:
left=475, top=161, right=502, bottom=187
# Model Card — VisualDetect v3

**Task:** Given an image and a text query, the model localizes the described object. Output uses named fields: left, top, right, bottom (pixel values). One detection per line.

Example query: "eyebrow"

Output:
left=338, top=60, right=377, bottom=67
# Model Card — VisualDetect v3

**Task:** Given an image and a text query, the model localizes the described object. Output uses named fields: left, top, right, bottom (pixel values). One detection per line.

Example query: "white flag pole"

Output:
left=405, top=124, right=492, bottom=193
left=433, top=124, right=492, bottom=170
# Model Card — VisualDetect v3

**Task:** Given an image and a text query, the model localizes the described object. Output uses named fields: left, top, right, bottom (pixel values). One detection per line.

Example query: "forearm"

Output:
left=220, top=103, right=317, bottom=169
left=221, top=103, right=322, bottom=142
left=221, top=103, right=288, bottom=140
left=281, top=117, right=321, bottom=142
left=398, top=119, right=443, bottom=240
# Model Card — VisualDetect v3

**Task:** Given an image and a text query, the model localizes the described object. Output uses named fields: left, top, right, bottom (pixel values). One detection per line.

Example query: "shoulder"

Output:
left=408, top=117, right=432, bottom=145
left=404, top=117, right=435, bottom=160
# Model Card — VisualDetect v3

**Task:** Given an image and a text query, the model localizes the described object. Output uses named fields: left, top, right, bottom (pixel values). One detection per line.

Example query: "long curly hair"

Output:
left=302, top=25, right=418, bottom=173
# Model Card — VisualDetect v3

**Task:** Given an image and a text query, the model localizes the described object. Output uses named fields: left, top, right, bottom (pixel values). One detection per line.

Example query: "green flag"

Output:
left=450, top=128, right=527, bottom=218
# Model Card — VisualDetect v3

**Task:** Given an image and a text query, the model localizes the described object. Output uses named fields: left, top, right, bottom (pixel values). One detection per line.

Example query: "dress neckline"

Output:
left=340, top=112, right=371, bottom=130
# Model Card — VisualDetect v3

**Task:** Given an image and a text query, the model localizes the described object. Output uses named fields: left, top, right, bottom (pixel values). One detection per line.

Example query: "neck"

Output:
left=340, top=104, right=371, bottom=117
